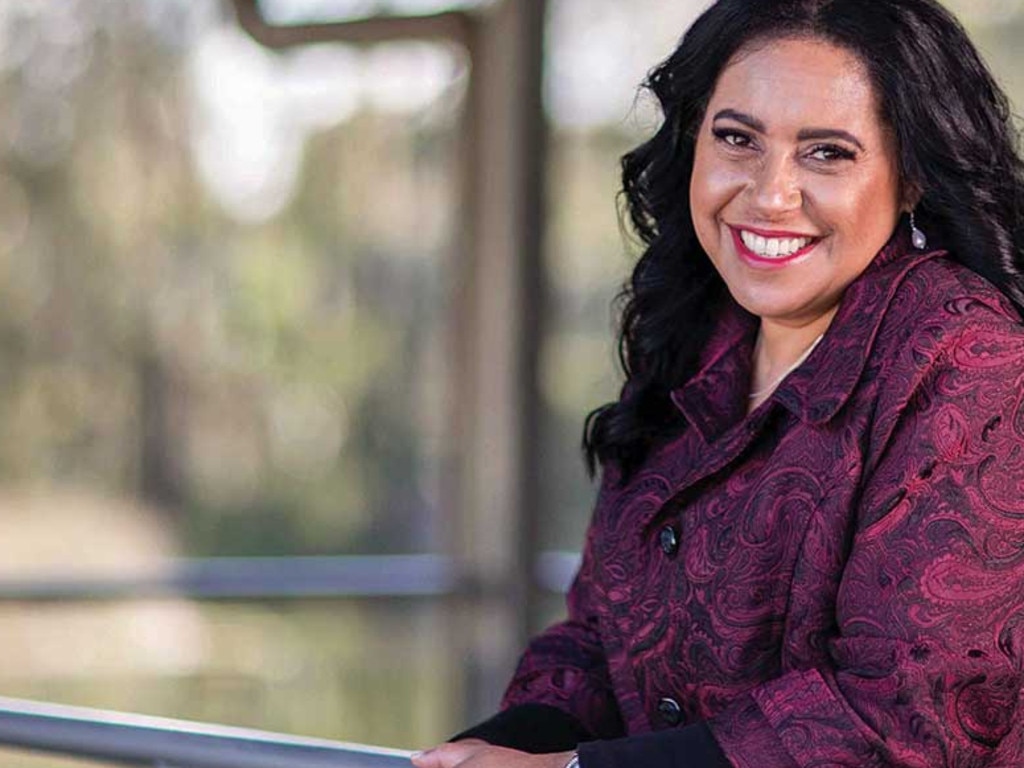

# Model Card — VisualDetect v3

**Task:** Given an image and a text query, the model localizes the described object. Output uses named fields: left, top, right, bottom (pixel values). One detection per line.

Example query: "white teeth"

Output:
left=739, top=230, right=813, bottom=258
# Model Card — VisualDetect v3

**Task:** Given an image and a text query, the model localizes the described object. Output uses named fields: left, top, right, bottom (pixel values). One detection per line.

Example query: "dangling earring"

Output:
left=910, top=210, right=927, bottom=250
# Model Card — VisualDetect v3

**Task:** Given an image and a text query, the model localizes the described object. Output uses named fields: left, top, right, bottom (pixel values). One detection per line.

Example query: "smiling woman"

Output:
left=689, top=38, right=908, bottom=412
left=413, top=1, right=1024, bottom=767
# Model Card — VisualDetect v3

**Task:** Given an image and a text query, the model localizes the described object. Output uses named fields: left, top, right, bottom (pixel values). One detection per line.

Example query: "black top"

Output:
left=454, top=704, right=731, bottom=768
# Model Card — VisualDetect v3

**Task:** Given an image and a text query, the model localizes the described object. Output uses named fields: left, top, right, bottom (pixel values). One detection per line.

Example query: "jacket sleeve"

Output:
left=499, top=468, right=627, bottom=742
left=705, top=326, right=1024, bottom=767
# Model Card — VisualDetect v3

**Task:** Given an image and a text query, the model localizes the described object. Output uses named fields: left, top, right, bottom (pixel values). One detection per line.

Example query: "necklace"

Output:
left=748, top=333, right=825, bottom=399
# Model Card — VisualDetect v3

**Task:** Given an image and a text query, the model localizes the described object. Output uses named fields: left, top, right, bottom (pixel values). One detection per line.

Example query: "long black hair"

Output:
left=583, top=0, right=1024, bottom=481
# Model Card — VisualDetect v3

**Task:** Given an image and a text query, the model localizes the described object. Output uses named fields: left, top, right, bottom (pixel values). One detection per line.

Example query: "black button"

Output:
left=659, top=525, right=679, bottom=556
left=657, top=696, right=682, bottom=726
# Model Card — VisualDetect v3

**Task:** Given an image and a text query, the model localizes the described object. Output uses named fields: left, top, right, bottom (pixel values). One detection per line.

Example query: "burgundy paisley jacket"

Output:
left=471, top=234, right=1024, bottom=767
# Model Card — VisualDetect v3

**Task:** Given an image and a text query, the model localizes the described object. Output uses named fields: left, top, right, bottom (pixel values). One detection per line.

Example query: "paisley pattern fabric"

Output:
left=501, top=233, right=1024, bottom=767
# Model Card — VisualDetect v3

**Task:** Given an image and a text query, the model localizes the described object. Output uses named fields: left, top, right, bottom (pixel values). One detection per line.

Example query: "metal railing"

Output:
left=0, top=553, right=580, bottom=601
left=0, top=695, right=413, bottom=767
left=0, top=552, right=581, bottom=765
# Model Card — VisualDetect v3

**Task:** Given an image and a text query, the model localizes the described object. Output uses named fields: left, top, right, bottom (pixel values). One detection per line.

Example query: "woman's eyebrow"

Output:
left=797, top=127, right=865, bottom=151
left=713, top=109, right=866, bottom=151
left=712, top=109, right=765, bottom=132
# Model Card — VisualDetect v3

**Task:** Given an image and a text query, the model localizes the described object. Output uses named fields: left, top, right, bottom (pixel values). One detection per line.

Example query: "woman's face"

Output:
left=689, top=37, right=905, bottom=330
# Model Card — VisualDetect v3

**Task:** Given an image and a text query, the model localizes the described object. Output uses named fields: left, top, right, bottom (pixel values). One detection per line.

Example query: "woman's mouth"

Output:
left=730, top=226, right=821, bottom=267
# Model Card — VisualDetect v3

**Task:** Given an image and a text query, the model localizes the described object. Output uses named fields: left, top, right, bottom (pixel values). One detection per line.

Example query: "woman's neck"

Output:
left=748, top=308, right=838, bottom=412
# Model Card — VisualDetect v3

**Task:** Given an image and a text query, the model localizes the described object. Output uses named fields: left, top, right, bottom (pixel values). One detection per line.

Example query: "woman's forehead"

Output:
left=709, top=37, right=885, bottom=137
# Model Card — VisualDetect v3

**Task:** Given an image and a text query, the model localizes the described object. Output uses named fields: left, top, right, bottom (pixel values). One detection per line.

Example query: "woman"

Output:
left=413, top=0, right=1024, bottom=765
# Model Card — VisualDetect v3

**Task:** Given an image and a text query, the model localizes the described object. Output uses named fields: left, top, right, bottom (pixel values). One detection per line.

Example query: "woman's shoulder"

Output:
left=867, top=253, right=1024, bottom=413
left=916, top=253, right=1020, bottom=318
left=886, top=252, right=1024, bottom=346
left=840, top=253, right=1024, bottom=470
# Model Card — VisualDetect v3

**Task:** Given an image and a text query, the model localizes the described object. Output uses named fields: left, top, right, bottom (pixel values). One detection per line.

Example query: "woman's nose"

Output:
left=749, top=154, right=802, bottom=215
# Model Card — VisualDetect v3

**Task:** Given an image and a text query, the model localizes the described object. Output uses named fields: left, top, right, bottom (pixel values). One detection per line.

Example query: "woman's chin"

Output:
left=728, top=290, right=832, bottom=327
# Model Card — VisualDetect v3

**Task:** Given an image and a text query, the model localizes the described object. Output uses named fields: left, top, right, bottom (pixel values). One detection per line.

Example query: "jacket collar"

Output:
left=670, top=229, right=945, bottom=441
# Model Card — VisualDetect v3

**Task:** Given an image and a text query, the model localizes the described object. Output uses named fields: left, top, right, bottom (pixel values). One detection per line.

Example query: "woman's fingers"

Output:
left=410, top=742, right=572, bottom=768
left=410, top=741, right=485, bottom=768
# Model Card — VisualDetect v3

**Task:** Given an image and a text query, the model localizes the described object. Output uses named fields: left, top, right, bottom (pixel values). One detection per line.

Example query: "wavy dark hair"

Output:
left=583, top=0, right=1024, bottom=481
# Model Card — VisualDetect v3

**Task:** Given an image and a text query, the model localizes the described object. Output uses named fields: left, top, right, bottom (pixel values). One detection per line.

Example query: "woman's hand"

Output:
left=410, top=739, right=574, bottom=768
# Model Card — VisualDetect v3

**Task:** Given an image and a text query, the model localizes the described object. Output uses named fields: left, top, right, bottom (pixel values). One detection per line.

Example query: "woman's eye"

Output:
left=807, top=144, right=856, bottom=162
left=712, top=128, right=752, bottom=148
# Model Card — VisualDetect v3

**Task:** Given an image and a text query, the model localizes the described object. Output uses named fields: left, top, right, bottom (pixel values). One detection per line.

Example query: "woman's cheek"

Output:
left=690, top=158, right=748, bottom=252
left=806, top=165, right=900, bottom=249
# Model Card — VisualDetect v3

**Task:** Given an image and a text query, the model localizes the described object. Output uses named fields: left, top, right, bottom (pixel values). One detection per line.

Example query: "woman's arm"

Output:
left=418, top=472, right=628, bottom=762
left=457, top=500, right=627, bottom=751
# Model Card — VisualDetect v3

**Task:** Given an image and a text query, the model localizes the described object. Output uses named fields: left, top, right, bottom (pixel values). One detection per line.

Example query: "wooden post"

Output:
left=451, top=0, right=548, bottom=722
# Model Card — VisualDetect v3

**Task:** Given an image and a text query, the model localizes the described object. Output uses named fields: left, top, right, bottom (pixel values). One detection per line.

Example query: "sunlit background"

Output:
left=0, top=0, right=1021, bottom=765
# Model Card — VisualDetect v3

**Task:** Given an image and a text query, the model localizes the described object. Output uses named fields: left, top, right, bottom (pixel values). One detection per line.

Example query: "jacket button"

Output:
left=659, top=525, right=679, bottom=557
left=657, top=696, right=682, bottom=726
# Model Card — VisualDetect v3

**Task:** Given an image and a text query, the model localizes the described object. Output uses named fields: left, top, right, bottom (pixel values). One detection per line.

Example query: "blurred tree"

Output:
left=0, top=0, right=461, bottom=555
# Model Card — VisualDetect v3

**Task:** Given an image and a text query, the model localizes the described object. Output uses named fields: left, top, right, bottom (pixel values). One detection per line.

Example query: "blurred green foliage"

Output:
left=0, top=2, right=461, bottom=557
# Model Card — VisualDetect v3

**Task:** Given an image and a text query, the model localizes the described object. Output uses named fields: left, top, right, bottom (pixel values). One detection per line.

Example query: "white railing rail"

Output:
left=0, top=695, right=414, bottom=767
